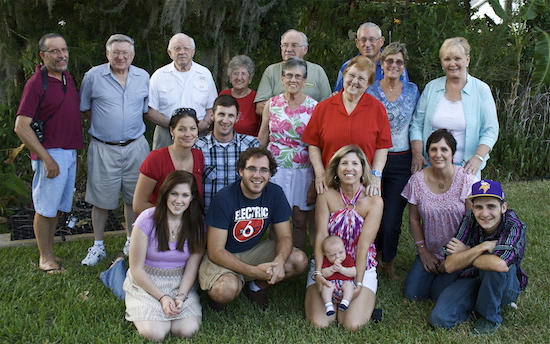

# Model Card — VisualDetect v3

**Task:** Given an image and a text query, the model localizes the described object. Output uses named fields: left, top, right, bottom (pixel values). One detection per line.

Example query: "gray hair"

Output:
left=380, top=42, right=409, bottom=64
left=39, top=33, right=63, bottom=51
left=281, top=29, right=308, bottom=47
left=357, top=22, right=382, bottom=38
left=282, top=57, right=308, bottom=79
left=168, top=33, right=196, bottom=50
left=227, top=55, right=255, bottom=78
left=439, top=37, right=470, bottom=57
left=106, top=34, right=135, bottom=52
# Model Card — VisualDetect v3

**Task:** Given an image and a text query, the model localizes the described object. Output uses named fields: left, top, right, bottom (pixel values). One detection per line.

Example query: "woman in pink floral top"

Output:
left=258, top=57, right=317, bottom=250
left=401, top=129, right=477, bottom=301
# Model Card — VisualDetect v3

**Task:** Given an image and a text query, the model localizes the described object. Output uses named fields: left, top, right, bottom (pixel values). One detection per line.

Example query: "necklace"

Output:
left=433, top=168, right=455, bottom=189
left=171, top=147, right=191, bottom=171
left=169, top=222, right=179, bottom=239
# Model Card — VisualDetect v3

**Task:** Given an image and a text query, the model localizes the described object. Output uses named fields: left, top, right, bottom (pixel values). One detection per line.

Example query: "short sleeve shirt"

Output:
left=205, top=181, right=292, bottom=253
left=134, top=207, right=191, bottom=269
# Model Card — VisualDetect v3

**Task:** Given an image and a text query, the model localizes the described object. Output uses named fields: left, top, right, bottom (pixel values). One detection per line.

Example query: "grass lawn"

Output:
left=1, top=179, right=548, bottom=343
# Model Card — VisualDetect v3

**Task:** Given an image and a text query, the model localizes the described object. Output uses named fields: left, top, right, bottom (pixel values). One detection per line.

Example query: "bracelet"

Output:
left=311, top=270, right=322, bottom=279
left=474, top=154, right=484, bottom=162
left=417, top=244, right=425, bottom=249
left=356, top=282, right=364, bottom=288
left=414, top=240, right=425, bottom=245
left=158, top=294, right=170, bottom=302
left=175, top=293, right=188, bottom=301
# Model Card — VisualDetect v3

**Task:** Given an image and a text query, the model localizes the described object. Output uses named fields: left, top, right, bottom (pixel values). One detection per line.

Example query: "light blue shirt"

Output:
left=367, top=79, right=419, bottom=152
left=409, top=74, right=499, bottom=171
left=80, top=63, right=149, bottom=142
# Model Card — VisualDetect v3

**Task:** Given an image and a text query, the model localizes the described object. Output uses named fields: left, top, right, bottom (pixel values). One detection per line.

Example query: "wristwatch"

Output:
left=371, top=170, right=382, bottom=179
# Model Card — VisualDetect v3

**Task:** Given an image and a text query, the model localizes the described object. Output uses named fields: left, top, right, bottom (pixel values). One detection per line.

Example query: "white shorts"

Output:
left=305, top=258, right=378, bottom=294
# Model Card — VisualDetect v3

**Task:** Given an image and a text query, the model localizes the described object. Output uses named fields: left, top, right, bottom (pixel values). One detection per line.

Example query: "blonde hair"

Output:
left=325, top=145, right=372, bottom=190
left=439, top=37, right=470, bottom=58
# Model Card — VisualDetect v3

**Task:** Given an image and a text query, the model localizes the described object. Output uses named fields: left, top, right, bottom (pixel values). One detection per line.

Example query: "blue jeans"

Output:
left=99, top=259, right=127, bottom=300
left=377, top=152, right=411, bottom=262
left=403, top=256, right=460, bottom=301
left=430, top=265, right=521, bottom=328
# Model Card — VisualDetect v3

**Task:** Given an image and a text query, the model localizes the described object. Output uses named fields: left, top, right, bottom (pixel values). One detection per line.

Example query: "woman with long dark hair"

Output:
left=123, top=170, right=206, bottom=341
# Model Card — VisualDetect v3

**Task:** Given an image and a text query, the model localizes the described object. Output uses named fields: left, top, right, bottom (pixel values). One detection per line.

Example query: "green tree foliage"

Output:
left=0, top=0, right=548, bottom=210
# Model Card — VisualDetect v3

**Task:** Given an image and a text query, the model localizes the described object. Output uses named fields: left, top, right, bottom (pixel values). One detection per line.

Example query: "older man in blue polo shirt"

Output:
left=80, top=34, right=150, bottom=266
left=333, top=22, right=409, bottom=92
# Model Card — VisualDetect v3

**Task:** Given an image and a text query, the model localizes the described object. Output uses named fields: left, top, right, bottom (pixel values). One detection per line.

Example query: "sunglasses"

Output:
left=172, top=108, right=197, bottom=117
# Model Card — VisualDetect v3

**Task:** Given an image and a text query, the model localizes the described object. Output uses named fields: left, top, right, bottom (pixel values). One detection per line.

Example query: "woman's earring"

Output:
left=334, top=175, right=340, bottom=183
left=360, top=176, right=364, bottom=183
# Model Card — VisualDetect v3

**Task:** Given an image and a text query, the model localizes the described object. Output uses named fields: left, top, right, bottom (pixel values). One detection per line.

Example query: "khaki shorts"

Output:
left=85, top=136, right=149, bottom=209
left=199, top=240, right=276, bottom=291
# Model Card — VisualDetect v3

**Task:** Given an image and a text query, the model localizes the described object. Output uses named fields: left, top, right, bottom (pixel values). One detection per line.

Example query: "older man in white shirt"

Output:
left=147, top=33, right=218, bottom=149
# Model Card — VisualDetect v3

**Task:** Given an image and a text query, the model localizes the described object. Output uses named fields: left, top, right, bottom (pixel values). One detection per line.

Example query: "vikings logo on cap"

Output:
left=468, top=179, right=505, bottom=201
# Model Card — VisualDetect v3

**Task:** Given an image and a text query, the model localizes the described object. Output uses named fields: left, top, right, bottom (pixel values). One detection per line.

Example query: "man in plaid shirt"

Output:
left=430, top=180, right=527, bottom=335
left=195, top=94, right=259, bottom=211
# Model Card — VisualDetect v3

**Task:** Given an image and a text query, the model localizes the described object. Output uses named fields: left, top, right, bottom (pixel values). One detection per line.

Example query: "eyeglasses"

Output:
left=110, top=50, right=132, bottom=57
left=357, top=37, right=382, bottom=44
left=172, top=108, right=197, bottom=117
left=231, top=72, right=250, bottom=78
left=42, top=48, right=69, bottom=55
left=244, top=166, right=271, bottom=174
left=171, top=46, right=194, bottom=53
left=283, top=73, right=304, bottom=81
left=384, top=58, right=405, bottom=67
left=280, top=43, right=306, bottom=49
left=345, top=72, right=367, bottom=83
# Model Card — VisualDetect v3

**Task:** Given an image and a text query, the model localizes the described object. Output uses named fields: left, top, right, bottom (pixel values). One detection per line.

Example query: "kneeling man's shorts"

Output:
left=199, top=240, right=276, bottom=291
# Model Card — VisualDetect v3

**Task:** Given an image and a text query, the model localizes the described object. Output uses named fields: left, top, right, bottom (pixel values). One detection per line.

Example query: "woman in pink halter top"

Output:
left=305, top=145, right=383, bottom=330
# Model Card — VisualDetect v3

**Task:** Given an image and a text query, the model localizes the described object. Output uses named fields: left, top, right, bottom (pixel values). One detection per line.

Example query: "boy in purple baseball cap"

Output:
left=430, top=180, right=527, bottom=335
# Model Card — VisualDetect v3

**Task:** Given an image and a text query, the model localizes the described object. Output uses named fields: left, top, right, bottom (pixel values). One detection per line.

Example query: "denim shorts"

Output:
left=31, top=148, right=77, bottom=218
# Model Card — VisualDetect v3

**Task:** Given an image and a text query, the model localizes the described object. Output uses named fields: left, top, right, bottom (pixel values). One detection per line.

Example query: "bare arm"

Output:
left=257, top=102, right=270, bottom=147
left=309, top=145, right=328, bottom=194
left=145, top=107, right=170, bottom=128
left=82, top=110, right=91, bottom=121
left=337, top=265, right=357, bottom=278
left=269, top=220, right=294, bottom=284
left=132, top=173, right=157, bottom=214
left=366, top=148, right=388, bottom=196
left=198, top=109, right=213, bottom=134
left=14, top=115, right=58, bottom=178
left=255, top=100, right=266, bottom=117
left=129, top=225, right=165, bottom=299
left=354, top=195, right=383, bottom=283
left=207, top=226, right=277, bottom=281
left=464, top=144, right=491, bottom=176
left=410, top=139, right=426, bottom=173
left=313, top=192, right=333, bottom=290
left=174, top=252, right=203, bottom=310
left=409, top=204, right=440, bottom=273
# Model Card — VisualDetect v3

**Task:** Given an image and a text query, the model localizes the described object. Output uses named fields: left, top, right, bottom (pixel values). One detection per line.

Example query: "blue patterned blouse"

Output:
left=367, top=79, right=420, bottom=152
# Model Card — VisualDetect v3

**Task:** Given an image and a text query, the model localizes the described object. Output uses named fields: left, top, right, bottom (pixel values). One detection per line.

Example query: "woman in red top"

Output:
left=219, top=55, right=260, bottom=136
left=133, top=108, right=204, bottom=214
left=302, top=56, right=392, bottom=198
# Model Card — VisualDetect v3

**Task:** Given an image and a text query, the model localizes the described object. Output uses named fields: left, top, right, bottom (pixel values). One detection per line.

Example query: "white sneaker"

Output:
left=123, top=239, right=130, bottom=256
left=81, top=245, right=106, bottom=266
